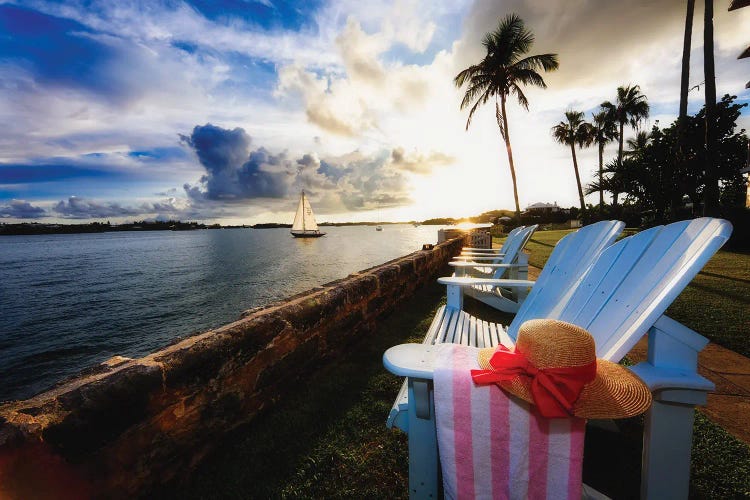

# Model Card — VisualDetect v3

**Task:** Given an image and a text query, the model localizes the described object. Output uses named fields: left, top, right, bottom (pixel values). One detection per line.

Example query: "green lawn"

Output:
left=157, top=233, right=750, bottom=498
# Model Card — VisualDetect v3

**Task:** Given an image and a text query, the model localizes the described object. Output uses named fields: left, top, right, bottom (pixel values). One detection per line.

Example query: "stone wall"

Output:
left=0, top=235, right=466, bottom=498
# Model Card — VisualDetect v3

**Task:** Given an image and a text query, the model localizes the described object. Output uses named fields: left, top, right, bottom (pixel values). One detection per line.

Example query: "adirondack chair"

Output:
left=453, top=225, right=533, bottom=263
left=448, top=221, right=622, bottom=314
left=384, top=218, right=732, bottom=500
left=457, top=225, right=525, bottom=257
left=386, top=221, right=624, bottom=432
left=449, top=225, right=538, bottom=284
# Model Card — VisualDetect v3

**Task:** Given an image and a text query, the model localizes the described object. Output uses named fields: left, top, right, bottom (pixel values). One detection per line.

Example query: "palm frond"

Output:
left=510, top=84, right=529, bottom=110
left=511, top=68, right=547, bottom=89
left=551, top=121, right=572, bottom=145
left=514, top=53, right=559, bottom=73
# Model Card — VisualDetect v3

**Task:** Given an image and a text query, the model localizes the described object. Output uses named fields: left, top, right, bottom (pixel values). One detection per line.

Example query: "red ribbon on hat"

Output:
left=471, top=345, right=597, bottom=418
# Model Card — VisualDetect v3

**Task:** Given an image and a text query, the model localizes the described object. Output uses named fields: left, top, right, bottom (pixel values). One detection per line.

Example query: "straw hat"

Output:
left=475, top=319, right=651, bottom=419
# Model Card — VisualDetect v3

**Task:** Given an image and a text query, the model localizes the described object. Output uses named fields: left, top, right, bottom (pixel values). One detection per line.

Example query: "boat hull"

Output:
left=291, top=231, right=326, bottom=238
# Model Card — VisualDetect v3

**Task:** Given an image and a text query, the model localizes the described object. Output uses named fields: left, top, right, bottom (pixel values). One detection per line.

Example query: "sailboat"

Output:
left=291, top=190, right=325, bottom=238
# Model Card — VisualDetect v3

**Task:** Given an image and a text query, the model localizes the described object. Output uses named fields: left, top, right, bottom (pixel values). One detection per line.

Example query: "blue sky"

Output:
left=1, top=0, right=748, bottom=224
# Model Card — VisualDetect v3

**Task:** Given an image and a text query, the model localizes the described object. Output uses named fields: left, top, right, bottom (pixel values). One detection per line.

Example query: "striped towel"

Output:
left=434, top=344, right=586, bottom=500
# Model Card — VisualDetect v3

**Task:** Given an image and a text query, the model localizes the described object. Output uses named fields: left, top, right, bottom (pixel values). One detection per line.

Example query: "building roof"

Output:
left=525, top=202, right=559, bottom=210
left=729, top=0, right=750, bottom=10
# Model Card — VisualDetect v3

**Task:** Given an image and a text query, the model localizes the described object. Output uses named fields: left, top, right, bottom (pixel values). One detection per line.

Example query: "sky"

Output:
left=0, top=0, right=749, bottom=225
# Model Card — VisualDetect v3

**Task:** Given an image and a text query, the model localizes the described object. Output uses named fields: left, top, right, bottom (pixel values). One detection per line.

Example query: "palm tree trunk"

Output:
left=680, top=0, right=695, bottom=119
left=614, top=120, right=625, bottom=206
left=570, top=143, right=586, bottom=213
left=599, top=142, right=604, bottom=206
left=703, top=0, right=718, bottom=216
left=500, top=96, right=521, bottom=217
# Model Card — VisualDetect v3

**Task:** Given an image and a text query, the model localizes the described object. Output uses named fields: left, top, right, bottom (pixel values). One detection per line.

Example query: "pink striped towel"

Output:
left=434, top=343, right=586, bottom=500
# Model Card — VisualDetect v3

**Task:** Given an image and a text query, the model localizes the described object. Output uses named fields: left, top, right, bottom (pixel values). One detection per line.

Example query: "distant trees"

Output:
left=590, top=110, right=618, bottom=207
left=455, top=13, right=558, bottom=218
left=600, top=85, right=650, bottom=206
left=586, top=95, right=747, bottom=225
left=551, top=110, right=593, bottom=213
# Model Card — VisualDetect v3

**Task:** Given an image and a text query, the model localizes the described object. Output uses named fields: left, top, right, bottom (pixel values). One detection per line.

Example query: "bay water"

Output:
left=0, top=225, right=444, bottom=402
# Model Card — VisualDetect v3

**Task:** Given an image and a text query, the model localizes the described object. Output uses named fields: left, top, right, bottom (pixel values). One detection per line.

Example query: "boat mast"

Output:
left=301, top=190, right=306, bottom=232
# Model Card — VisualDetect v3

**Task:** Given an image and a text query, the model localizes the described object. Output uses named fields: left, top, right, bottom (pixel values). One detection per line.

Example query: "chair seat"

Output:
left=386, top=305, right=513, bottom=431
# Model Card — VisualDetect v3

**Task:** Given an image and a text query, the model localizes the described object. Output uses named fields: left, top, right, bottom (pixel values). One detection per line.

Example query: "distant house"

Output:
left=524, top=202, right=562, bottom=215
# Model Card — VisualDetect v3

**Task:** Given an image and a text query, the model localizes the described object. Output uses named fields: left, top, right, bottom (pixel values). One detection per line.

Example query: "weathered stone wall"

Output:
left=0, top=236, right=466, bottom=498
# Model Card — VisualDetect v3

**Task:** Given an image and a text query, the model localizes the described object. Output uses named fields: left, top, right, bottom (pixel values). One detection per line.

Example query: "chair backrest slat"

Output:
left=553, top=218, right=731, bottom=361
left=497, top=226, right=525, bottom=255
left=491, top=224, right=538, bottom=279
left=506, top=221, right=624, bottom=339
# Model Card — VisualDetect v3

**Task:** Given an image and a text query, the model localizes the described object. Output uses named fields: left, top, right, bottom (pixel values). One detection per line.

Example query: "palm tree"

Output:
left=454, top=13, right=559, bottom=217
left=703, top=0, right=718, bottom=215
left=680, top=0, right=696, bottom=120
left=551, top=110, right=593, bottom=213
left=624, top=131, right=652, bottom=157
left=601, top=85, right=650, bottom=205
left=591, top=110, right=618, bottom=207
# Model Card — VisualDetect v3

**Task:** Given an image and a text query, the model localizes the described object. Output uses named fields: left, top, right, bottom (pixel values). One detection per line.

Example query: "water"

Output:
left=0, top=225, right=443, bottom=402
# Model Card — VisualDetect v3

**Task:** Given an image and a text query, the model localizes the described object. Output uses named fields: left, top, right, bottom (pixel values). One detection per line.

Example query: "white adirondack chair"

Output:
left=449, top=225, right=538, bottom=286
left=384, top=218, right=732, bottom=500
left=453, top=225, right=534, bottom=264
left=448, top=221, right=622, bottom=314
left=457, top=225, right=525, bottom=257
left=386, top=221, right=624, bottom=432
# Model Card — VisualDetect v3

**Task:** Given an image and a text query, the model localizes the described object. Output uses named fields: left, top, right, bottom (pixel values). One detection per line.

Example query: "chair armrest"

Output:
left=449, top=262, right=522, bottom=269
left=629, top=362, right=715, bottom=392
left=438, top=276, right=535, bottom=288
left=454, top=255, right=506, bottom=261
left=383, top=344, right=437, bottom=379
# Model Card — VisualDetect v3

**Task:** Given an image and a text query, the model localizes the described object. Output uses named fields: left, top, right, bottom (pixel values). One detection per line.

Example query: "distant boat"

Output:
left=375, top=225, right=383, bottom=231
left=291, top=190, right=325, bottom=238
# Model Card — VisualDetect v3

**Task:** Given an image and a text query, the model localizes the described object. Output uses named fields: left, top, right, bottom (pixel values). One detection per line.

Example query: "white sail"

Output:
left=291, top=191, right=320, bottom=233
left=291, top=194, right=306, bottom=231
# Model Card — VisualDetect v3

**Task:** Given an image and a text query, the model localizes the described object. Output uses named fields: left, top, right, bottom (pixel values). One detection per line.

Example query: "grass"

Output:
left=155, top=231, right=750, bottom=498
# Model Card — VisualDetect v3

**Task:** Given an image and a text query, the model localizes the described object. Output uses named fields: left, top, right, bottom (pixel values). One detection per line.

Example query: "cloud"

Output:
left=319, top=150, right=413, bottom=210
left=49, top=195, right=213, bottom=221
left=0, top=199, right=47, bottom=218
left=336, top=16, right=388, bottom=85
left=53, top=196, right=145, bottom=218
left=274, top=15, right=436, bottom=136
left=390, top=147, right=454, bottom=174
left=181, top=123, right=294, bottom=201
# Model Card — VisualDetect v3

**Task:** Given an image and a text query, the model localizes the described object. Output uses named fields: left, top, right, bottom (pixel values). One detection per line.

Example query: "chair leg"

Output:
left=640, top=389, right=706, bottom=500
left=407, top=378, right=439, bottom=499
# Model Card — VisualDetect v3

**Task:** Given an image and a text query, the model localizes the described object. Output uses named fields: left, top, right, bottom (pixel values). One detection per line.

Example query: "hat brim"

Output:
left=479, top=349, right=652, bottom=419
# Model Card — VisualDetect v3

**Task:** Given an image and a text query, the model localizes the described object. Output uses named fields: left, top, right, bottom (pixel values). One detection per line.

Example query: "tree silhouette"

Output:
left=591, top=110, right=618, bottom=207
left=601, top=85, right=650, bottom=206
left=551, top=110, right=593, bottom=213
left=455, top=13, right=558, bottom=217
